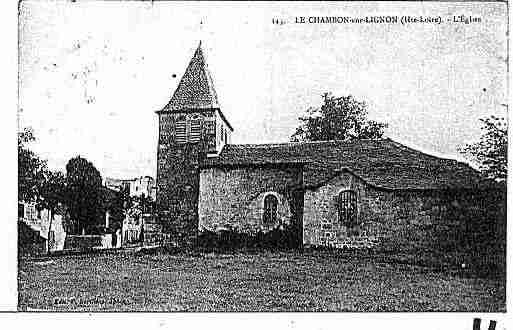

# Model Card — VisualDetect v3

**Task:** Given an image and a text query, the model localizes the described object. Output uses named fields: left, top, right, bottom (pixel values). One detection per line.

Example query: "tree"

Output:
left=100, top=186, right=126, bottom=232
left=461, top=115, right=507, bottom=181
left=18, top=127, right=47, bottom=202
left=37, top=170, right=67, bottom=214
left=65, top=156, right=103, bottom=234
left=291, top=93, right=388, bottom=142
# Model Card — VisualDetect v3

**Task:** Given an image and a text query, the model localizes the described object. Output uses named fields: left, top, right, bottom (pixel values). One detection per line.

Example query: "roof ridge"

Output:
left=387, top=139, right=470, bottom=165
left=226, top=138, right=388, bottom=148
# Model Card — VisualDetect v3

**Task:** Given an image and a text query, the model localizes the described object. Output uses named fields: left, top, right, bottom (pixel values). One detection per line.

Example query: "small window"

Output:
left=18, top=204, right=24, bottom=218
left=338, top=190, right=357, bottom=226
left=263, top=194, right=278, bottom=224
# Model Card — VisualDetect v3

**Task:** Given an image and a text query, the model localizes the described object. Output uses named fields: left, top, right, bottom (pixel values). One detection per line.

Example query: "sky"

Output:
left=19, top=1, right=508, bottom=180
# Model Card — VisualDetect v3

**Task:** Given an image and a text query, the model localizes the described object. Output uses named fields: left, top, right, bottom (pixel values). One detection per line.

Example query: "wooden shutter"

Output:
left=189, top=119, right=201, bottom=143
left=175, top=120, right=187, bottom=144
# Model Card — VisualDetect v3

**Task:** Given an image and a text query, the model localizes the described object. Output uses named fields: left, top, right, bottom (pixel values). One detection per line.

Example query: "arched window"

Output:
left=263, top=194, right=278, bottom=224
left=338, top=190, right=357, bottom=226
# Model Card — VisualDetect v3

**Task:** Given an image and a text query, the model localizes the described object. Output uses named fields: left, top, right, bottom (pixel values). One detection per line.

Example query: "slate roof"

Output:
left=159, top=42, right=220, bottom=112
left=201, top=138, right=492, bottom=191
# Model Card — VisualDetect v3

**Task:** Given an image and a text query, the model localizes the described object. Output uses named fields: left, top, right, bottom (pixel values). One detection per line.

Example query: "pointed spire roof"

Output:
left=161, top=42, right=220, bottom=112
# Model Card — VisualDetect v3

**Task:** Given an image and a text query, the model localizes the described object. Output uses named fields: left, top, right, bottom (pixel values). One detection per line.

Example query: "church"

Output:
left=144, top=42, right=500, bottom=250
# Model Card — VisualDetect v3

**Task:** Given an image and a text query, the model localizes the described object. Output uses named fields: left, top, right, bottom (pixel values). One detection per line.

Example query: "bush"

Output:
left=197, top=224, right=300, bottom=252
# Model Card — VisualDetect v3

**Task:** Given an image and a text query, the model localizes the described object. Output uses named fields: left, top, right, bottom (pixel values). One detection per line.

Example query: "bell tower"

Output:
left=146, top=42, right=233, bottom=246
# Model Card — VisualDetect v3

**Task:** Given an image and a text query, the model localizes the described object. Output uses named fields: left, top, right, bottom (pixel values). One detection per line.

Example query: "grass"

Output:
left=18, top=250, right=505, bottom=312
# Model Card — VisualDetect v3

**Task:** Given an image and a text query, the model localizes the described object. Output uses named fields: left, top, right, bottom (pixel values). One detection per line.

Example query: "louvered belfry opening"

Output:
left=338, top=190, right=357, bottom=226
left=263, top=194, right=278, bottom=224
left=174, top=116, right=202, bottom=144
left=189, top=118, right=201, bottom=143
left=175, top=120, right=187, bottom=144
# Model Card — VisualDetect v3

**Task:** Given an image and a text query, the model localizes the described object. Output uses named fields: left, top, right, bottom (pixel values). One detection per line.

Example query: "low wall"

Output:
left=18, top=221, right=46, bottom=257
left=64, top=234, right=114, bottom=251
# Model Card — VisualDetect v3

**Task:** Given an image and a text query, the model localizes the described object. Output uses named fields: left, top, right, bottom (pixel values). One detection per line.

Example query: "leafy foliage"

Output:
left=37, top=170, right=67, bottom=214
left=114, top=190, right=154, bottom=222
left=99, top=187, right=125, bottom=232
left=18, top=127, right=67, bottom=223
left=197, top=224, right=301, bottom=251
left=132, top=193, right=155, bottom=214
left=65, top=156, right=103, bottom=234
left=461, top=115, right=507, bottom=181
left=291, top=93, right=388, bottom=142
left=18, top=127, right=47, bottom=202
left=18, top=128, right=111, bottom=234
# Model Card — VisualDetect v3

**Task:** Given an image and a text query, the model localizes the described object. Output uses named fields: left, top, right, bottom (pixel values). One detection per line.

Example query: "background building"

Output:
left=18, top=201, right=67, bottom=254
left=104, top=176, right=156, bottom=200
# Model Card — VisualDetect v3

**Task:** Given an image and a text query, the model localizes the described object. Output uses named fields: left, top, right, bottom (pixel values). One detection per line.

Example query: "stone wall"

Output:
left=198, top=165, right=303, bottom=234
left=303, top=172, right=377, bottom=248
left=303, top=171, right=505, bottom=252
left=64, top=235, right=105, bottom=250
left=156, top=142, right=204, bottom=245
left=155, top=111, right=213, bottom=246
